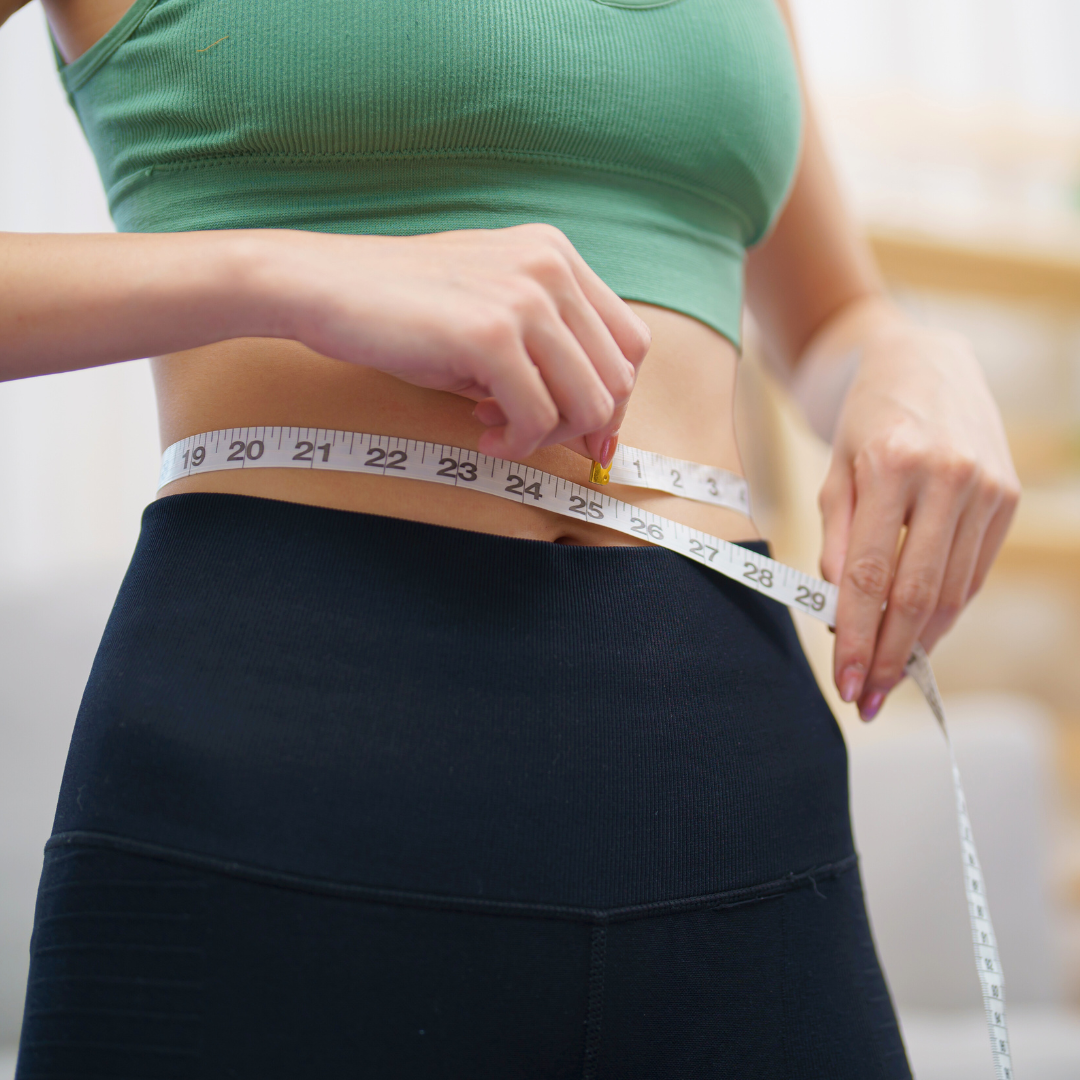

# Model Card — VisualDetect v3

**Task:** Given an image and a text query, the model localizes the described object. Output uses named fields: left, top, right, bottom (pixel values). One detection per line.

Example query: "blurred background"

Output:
left=1, top=0, right=1079, bottom=1076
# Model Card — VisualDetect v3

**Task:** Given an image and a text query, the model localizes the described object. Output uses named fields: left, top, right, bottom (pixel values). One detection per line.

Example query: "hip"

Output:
left=55, top=491, right=851, bottom=910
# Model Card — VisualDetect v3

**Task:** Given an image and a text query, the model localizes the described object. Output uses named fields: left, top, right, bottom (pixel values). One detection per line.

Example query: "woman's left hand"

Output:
left=814, top=302, right=1020, bottom=720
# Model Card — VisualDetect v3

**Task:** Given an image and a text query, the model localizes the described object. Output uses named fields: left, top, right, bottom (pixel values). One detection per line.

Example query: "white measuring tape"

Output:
left=597, top=441, right=752, bottom=515
left=905, top=649, right=1012, bottom=1079
left=160, top=425, right=1012, bottom=1080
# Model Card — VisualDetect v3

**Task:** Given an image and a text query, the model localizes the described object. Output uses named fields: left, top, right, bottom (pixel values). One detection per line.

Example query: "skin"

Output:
left=2, top=0, right=1020, bottom=720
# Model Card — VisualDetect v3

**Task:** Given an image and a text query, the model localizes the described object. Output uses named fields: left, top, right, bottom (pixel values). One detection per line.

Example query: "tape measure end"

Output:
left=589, top=461, right=611, bottom=485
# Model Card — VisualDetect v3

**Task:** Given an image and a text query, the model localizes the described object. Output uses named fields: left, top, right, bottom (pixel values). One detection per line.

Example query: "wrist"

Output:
left=215, top=230, right=314, bottom=341
left=232, top=229, right=386, bottom=346
left=789, top=293, right=903, bottom=442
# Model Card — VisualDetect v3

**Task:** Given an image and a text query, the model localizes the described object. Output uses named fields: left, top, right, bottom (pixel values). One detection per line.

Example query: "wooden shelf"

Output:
left=996, top=483, right=1080, bottom=579
left=869, top=226, right=1080, bottom=309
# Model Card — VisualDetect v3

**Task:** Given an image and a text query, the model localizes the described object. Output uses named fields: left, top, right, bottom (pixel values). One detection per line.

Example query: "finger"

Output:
left=528, top=244, right=642, bottom=464
left=833, top=471, right=910, bottom=707
left=819, top=466, right=855, bottom=587
left=543, top=400, right=624, bottom=465
left=579, top=412, right=622, bottom=467
left=449, top=382, right=493, bottom=404
left=558, top=241, right=652, bottom=369
left=547, top=299, right=634, bottom=464
left=472, top=398, right=506, bottom=427
left=555, top=277, right=638, bottom=406
left=475, top=345, right=561, bottom=460
left=966, top=483, right=1019, bottom=599
left=477, top=308, right=630, bottom=468
left=520, top=313, right=616, bottom=441
left=918, top=489, right=1001, bottom=652
left=473, top=400, right=618, bottom=470
left=857, top=487, right=965, bottom=717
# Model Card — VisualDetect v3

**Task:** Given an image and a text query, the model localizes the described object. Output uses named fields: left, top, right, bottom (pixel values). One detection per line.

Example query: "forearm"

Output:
left=0, top=230, right=296, bottom=382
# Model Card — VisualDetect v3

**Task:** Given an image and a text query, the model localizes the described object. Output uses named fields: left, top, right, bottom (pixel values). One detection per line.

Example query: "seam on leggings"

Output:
left=45, top=831, right=858, bottom=924
left=582, top=925, right=607, bottom=1080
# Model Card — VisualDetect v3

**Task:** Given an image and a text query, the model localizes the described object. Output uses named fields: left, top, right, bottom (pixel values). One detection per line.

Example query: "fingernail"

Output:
left=600, top=433, right=619, bottom=469
left=861, top=691, right=885, bottom=722
left=838, top=666, right=863, bottom=703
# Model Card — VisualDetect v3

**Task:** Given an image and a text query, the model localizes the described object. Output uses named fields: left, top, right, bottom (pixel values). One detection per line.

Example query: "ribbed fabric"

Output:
left=20, top=493, right=913, bottom=1076
left=57, top=0, right=802, bottom=345
left=17, top=843, right=912, bottom=1079
left=52, top=493, right=852, bottom=910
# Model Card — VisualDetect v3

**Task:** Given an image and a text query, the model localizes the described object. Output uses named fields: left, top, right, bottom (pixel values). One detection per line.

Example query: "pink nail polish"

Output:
left=861, top=691, right=885, bottom=721
left=600, top=434, right=618, bottom=469
left=838, top=667, right=861, bottom=703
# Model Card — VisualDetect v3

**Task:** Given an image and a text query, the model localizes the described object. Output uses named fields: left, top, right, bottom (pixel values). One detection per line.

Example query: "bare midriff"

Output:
left=40, top=4, right=759, bottom=546
left=155, top=302, right=758, bottom=547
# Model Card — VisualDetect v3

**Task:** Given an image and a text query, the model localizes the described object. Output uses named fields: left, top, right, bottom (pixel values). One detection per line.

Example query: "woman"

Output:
left=4, top=0, right=1018, bottom=1076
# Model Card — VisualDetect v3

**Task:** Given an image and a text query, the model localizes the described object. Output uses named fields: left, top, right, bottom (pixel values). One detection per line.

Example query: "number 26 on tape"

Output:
left=631, top=517, right=662, bottom=539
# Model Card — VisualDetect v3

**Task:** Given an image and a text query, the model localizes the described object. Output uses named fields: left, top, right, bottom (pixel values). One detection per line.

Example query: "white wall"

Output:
left=0, top=4, right=158, bottom=592
left=790, top=0, right=1080, bottom=117
left=0, top=4, right=175, bottom=1051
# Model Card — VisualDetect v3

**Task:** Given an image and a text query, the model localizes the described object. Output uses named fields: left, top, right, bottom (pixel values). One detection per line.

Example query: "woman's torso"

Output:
left=150, top=306, right=753, bottom=545
left=45, top=0, right=802, bottom=545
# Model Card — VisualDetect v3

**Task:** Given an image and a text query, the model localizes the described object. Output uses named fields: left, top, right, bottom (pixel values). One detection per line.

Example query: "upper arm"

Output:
left=745, top=0, right=883, bottom=370
left=0, top=0, right=35, bottom=29
left=37, top=0, right=140, bottom=63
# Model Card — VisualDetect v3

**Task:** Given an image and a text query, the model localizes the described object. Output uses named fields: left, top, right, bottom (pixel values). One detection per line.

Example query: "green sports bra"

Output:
left=58, top=0, right=802, bottom=346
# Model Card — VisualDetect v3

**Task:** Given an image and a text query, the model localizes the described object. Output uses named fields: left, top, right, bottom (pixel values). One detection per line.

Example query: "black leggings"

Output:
left=17, top=494, right=911, bottom=1079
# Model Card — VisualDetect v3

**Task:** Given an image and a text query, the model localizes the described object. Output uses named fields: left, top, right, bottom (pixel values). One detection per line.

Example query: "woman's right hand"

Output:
left=268, top=224, right=652, bottom=465
left=3, top=224, right=648, bottom=467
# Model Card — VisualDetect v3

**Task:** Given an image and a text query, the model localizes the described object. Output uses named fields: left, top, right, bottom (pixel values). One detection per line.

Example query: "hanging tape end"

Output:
left=589, top=461, right=611, bottom=485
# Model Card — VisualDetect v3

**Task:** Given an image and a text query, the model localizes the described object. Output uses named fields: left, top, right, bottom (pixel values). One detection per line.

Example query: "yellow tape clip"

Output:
left=589, top=461, right=611, bottom=485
